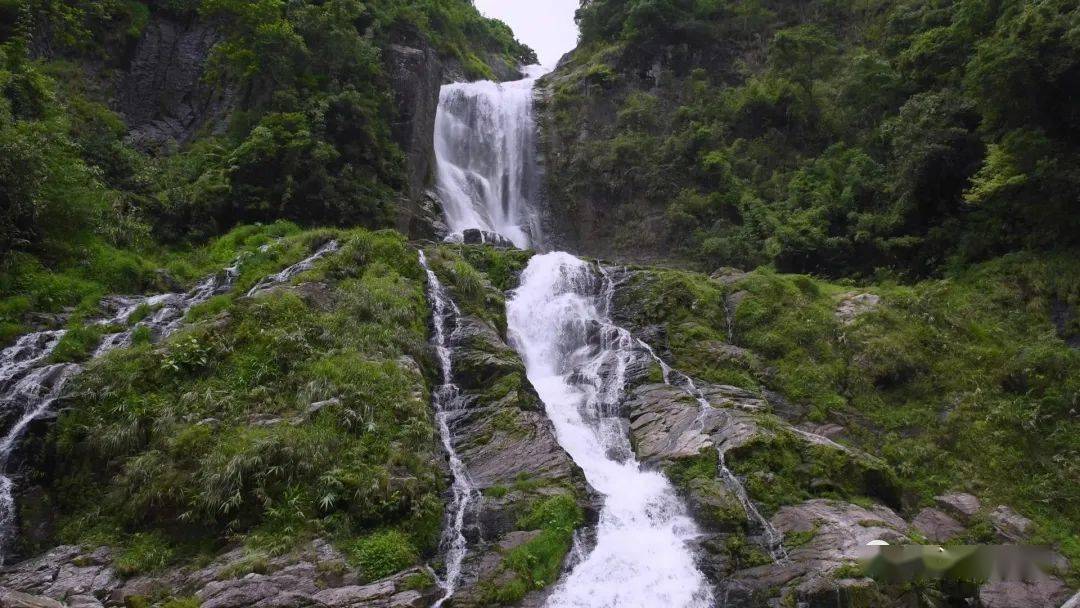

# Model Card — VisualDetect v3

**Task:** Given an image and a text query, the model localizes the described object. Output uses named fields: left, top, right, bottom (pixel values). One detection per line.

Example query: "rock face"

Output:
left=934, top=492, right=982, bottom=520
left=117, top=16, right=236, bottom=151
left=988, top=505, right=1033, bottom=542
left=0, top=541, right=438, bottom=608
left=911, top=507, right=964, bottom=542
left=719, top=499, right=909, bottom=607
left=443, top=310, right=589, bottom=606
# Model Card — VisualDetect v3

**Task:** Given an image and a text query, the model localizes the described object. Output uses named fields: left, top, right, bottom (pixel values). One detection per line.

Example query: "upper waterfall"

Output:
left=434, top=66, right=547, bottom=249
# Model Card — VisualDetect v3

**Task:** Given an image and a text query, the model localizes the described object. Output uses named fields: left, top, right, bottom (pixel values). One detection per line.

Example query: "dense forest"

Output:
left=543, top=0, right=1079, bottom=278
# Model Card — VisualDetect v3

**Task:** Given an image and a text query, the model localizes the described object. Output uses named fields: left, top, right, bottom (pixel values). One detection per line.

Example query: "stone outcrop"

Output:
left=934, top=492, right=982, bottom=520
left=720, top=499, right=910, bottom=607
left=117, top=16, right=236, bottom=151
left=0, top=541, right=438, bottom=608
left=835, top=293, right=882, bottom=325
left=911, top=507, right=964, bottom=543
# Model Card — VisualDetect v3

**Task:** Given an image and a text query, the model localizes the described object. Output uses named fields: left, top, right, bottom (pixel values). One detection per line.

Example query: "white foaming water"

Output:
left=507, top=253, right=712, bottom=608
left=418, top=252, right=477, bottom=607
left=434, top=66, right=547, bottom=248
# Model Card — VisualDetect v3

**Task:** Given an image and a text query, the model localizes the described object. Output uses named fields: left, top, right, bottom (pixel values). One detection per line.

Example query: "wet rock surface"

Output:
left=443, top=309, right=589, bottom=606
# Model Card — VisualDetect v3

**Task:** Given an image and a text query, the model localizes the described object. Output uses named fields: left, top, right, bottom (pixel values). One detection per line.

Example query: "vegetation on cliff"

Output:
left=615, top=253, right=1079, bottom=573
left=0, top=0, right=533, bottom=346
left=19, top=227, right=441, bottom=577
left=546, top=0, right=1079, bottom=277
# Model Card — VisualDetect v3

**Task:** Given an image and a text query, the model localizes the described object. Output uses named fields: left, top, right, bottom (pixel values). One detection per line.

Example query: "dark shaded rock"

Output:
left=450, top=316, right=526, bottom=391
left=934, top=493, right=982, bottom=521
left=385, top=43, right=443, bottom=210
left=911, top=507, right=964, bottom=543
left=118, top=16, right=236, bottom=151
left=1050, top=299, right=1080, bottom=348
left=462, top=229, right=516, bottom=249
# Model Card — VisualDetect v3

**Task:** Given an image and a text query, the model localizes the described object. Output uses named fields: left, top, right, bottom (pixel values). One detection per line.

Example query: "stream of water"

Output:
left=418, top=252, right=477, bottom=607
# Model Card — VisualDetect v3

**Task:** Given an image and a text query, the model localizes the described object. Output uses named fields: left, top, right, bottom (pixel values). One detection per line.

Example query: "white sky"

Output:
left=475, top=0, right=581, bottom=67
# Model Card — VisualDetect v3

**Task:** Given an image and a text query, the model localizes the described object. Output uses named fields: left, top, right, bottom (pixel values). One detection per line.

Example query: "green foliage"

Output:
left=619, top=252, right=1080, bottom=572
left=347, top=530, right=418, bottom=582
left=478, top=494, right=584, bottom=603
left=550, top=0, right=1080, bottom=277
left=50, top=324, right=105, bottom=363
left=29, top=228, right=440, bottom=574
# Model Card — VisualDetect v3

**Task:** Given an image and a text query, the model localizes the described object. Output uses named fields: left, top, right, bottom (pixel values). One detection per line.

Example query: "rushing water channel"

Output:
left=430, top=65, right=715, bottom=606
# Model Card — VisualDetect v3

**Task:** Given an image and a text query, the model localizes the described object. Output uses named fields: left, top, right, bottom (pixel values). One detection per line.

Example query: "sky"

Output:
left=474, top=0, right=581, bottom=67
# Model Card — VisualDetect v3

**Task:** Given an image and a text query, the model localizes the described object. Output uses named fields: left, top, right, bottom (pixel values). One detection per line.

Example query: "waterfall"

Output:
left=0, top=243, right=339, bottom=564
left=434, top=67, right=547, bottom=249
left=418, top=252, right=476, bottom=607
left=506, top=253, right=712, bottom=608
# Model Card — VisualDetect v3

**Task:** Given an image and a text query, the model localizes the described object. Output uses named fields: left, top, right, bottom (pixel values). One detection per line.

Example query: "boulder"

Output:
left=980, top=577, right=1072, bottom=608
left=934, top=492, right=982, bottom=521
left=0, top=588, right=65, bottom=608
left=988, top=505, right=1033, bottom=542
left=836, top=293, right=882, bottom=325
left=721, top=499, right=910, bottom=602
left=462, top=229, right=517, bottom=249
left=911, top=508, right=965, bottom=543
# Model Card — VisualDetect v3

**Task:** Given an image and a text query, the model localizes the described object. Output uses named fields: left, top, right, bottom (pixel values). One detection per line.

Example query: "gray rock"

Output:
left=1061, top=590, right=1080, bottom=608
left=0, top=546, right=119, bottom=602
left=722, top=499, right=910, bottom=601
left=709, top=267, right=748, bottom=285
left=980, top=577, right=1072, bottom=608
left=911, top=507, right=965, bottom=542
left=0, top=587, right=65, bottom=608
left=989, top=505, right=1033, bottom=542
left=312, top=581, right=395, bottom=607
left=118, top=16, right=236, bottom=151
left=306, top=398, right=341, bottom=418
left=836, top=293, right=882, bottom=324
left=934, top=492, right=982, bottom=521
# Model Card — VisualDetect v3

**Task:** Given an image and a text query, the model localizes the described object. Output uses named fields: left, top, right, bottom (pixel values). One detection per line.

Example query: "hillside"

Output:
left=0, top=1, right=1078, bottom=608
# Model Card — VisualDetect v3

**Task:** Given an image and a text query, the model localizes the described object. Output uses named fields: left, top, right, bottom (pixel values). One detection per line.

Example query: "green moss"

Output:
left=621, top=253, right=1080, bottom=575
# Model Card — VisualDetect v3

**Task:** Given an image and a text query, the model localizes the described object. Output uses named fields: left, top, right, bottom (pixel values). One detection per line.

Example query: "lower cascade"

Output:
left=506, top=252, right=713, bottom=608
